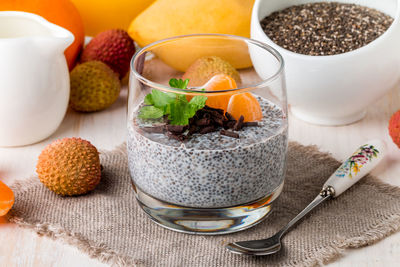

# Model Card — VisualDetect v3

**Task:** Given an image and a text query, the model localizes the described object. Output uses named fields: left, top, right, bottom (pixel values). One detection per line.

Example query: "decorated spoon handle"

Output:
left=322, top=139, right=386, bottom=198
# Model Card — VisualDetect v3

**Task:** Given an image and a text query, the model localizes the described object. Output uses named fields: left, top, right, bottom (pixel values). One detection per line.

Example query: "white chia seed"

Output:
left=127, top=97, right=288, bottom=208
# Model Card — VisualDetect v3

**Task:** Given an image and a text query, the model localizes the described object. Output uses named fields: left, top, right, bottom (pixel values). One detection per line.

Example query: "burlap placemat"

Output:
left=7, top=142, right=400, bottom=267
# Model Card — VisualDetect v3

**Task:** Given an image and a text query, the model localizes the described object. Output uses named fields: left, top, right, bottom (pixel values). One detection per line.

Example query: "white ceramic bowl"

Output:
left=251, top=0, right=400, bottom=125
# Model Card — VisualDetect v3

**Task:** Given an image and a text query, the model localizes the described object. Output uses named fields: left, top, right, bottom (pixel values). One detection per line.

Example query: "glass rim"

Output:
left=130, top=33, right=285, bottom=94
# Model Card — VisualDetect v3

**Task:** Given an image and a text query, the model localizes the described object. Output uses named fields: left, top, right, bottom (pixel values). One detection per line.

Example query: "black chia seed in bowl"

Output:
left=127, top=96, right=288, bottom=208
left=260, top=2, right=394, bottom=56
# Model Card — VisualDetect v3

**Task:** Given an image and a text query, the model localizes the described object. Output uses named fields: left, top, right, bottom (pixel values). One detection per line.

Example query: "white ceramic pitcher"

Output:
left=0, top=11, right=74, bottom=147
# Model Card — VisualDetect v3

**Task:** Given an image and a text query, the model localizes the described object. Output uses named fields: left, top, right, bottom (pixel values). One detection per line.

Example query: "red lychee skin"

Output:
left=389, top=110, right=400, bottom=148
left=81, top=29, right=135, bottom=78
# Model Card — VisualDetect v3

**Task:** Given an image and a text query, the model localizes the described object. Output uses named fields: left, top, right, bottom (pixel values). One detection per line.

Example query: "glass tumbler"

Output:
left=128, top=34, right=288, bottom=234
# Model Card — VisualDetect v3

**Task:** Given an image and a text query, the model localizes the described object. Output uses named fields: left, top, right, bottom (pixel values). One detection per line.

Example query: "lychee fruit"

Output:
left=182, top=56, right=241, bottom=87
left=36, top=137, right=101, bottom=196
left=70, top=61, right=121, bottom=112
left=389, top=110, right=400, bottom=148
left=81, top=29, right=136, bottom=78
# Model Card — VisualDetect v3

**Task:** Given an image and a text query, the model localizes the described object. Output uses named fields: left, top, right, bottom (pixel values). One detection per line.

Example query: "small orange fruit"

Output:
left=0, top=180, right=14, bottom=216
left=203, top=74, right=237, bottom=112
left=227, top=92, right=262, bottom=122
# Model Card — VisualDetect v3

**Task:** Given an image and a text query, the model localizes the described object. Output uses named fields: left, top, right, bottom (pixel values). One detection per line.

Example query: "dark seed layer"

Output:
left=261, top=2, right=393, bottom=56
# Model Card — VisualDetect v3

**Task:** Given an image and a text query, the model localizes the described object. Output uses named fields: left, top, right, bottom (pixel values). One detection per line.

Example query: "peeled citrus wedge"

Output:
left=203, top=74, right=237, bottom=112
left=227, top=92, right=263, bottom=122
left=0, top=180, right=14, bottom=216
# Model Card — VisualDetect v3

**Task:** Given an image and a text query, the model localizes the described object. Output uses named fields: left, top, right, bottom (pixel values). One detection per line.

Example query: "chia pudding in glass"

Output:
left=127, top=34, right=288, bottom=234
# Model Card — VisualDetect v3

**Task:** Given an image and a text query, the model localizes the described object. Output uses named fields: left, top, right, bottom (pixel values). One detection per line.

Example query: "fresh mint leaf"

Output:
left=138, top=105, right=164, bottom=119
left=144, top=94, right=154, bottom=105
left=150, top=89, right=176, bottom=109
left=139, top=78, right=207, bottom=126
left=168, top=100, right=189, bottom=125
left=176, top=92, right=188, bottom=103
left=188, top=95, right=207, bottom=110
left=169, top=78, right=189, bottom=89
left=168, top=96, right=207, bottom=125
left=185, top=96, right=207, bottom=121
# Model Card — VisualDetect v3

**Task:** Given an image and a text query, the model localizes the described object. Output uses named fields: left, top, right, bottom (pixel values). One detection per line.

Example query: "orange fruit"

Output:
left=227, top=92, right=262, bottom=122
left=203, top=74, right=237, bottom=112
left=0, top=180, right=14, bottom=216
left=1, top=0, right=85, bottom=70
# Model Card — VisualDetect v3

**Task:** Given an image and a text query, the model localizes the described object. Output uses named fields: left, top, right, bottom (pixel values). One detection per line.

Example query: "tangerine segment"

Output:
left=0, top=180, right=14, bottom=216
left=203, top=74, right=237, bottom=112
left=227, top=93, right=263, bottom=122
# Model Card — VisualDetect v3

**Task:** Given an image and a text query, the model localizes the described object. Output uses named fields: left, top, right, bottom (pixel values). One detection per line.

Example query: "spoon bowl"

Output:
left=226, top=231, right=282, bottom=255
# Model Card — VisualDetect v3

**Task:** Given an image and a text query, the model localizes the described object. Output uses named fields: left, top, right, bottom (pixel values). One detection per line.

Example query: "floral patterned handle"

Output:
left=322, top=139, right=386, bottom=197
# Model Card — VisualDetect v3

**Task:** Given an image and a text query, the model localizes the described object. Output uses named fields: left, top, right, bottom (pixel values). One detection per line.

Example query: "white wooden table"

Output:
left=1, top=83, right=400, bottom=266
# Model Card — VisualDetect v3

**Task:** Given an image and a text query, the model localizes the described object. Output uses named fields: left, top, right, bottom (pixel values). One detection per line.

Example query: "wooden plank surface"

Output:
left=1, top=76, right=400, bottom=266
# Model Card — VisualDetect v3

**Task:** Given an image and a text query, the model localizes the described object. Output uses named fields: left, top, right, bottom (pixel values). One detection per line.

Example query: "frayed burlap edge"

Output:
left=7, top=142, right=400, bottom=267
left=291, top=213, right=400, bottom=267
left=8, top=215, right=133, bottom=267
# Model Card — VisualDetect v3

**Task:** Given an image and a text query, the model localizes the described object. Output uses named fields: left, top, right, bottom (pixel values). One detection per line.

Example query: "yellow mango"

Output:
left=129, top=0, right=254, bottom=71
left=71, top=0, right=155, bottom=36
